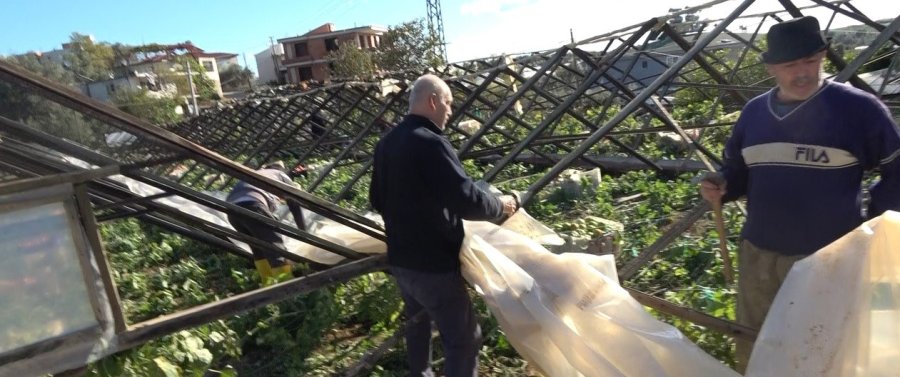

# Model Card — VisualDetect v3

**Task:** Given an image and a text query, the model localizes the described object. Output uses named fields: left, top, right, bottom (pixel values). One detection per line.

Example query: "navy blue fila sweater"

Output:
left=722, top=80, right=900, bottom=255
left=370, top=114, right=504, bottom=272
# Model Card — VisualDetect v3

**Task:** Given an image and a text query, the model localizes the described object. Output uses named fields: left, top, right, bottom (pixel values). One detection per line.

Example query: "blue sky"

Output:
left=3, top=0, right=897, bottom=73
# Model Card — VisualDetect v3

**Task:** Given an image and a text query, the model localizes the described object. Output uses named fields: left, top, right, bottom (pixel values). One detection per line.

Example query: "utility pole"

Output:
left=425, top=0, right=448, bottom=62
left=185, top=59, right=199, bottom=116
left=242, top=52, right=254, bottom=90
left=270, top=36, right=285, bottom=84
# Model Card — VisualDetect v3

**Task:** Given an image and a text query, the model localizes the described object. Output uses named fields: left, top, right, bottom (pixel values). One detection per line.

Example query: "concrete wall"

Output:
left=255, top=45, right=284, bottom=85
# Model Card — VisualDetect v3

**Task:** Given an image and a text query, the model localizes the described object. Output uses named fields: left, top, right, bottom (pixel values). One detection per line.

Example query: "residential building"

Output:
left=278, top=23, right=387, bottom=84
left=124, top=47, right=230, bottom=99
left=589, top=33, right=752, bottom=94
left=255, top=43, right=285, bottom=85
left=212, top=53, right=239, bottom=72
left=29, top=40, right=235, bottom=103
left=82, top=71, right=176, bottom=102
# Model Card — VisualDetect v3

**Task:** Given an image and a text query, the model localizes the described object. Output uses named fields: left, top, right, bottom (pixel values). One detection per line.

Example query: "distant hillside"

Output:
left=827, top=19, right=894, bottom=49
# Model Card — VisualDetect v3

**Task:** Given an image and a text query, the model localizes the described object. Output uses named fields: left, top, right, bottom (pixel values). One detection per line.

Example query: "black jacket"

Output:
left=370, top=114, right=503, bottom=272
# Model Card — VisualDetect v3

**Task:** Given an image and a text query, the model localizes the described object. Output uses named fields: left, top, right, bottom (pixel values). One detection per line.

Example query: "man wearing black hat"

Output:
left=698, top=16, right=900, bottom=371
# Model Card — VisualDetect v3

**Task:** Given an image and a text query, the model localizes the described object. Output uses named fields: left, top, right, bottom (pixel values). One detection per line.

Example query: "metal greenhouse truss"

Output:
left=0, top=0, right=897, bottom=374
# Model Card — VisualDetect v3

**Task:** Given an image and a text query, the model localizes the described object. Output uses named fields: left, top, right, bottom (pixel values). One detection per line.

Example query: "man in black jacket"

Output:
left=370, top=74, right=517, bottom=377
left=226, top=160, right=306, bottom=284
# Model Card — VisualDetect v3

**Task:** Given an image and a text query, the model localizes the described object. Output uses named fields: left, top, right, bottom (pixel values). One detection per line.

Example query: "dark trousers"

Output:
left=391, top=266, right=481, bottom=377
left=228, top=201, right=288, bottom=267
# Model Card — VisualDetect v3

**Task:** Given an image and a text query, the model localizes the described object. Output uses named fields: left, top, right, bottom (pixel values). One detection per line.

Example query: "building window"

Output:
left=108, top=84, right=116, bottom=93
left=641, top=60, right=648, bottom=69
left=325, top=38, right=339, bottom=52
left=359, top=35, right=366, bottom=48
left=294, top=42, right=309, bottom=57
left=202, top=61, right=215, bottom=72
left=299, top=67, right=313, bottom=81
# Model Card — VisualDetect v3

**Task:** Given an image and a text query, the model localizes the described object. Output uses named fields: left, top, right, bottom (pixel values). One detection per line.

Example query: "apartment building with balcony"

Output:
left=277, top=23, right=386, bottom=84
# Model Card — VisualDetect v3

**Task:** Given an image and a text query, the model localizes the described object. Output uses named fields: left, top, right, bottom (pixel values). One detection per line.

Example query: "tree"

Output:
left=166, top=56, right=220, bottom=101
left=0, top=55, right=70, bottom=121
left=374, top=18, right=445, bottom=73
left=0, top=54, right=99, bottom=145
left=64, top=32, right=116, bottom=82
left=326, top=41, right=376, bottom=80
left=326, top=18, right=445, bottom=80
left=111, top=89, right=183, bottom=125
left=219, top=64, right=255, bottom=91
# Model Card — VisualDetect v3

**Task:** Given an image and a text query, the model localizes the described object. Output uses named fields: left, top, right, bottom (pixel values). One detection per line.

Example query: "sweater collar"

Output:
left=404, top=114, right=444, bottom=135
left=766, top=80, right=832, bottom=121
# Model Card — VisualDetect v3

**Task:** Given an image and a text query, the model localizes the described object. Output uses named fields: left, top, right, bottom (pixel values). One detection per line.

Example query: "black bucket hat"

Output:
left=762, top=16, right=830, bottom=64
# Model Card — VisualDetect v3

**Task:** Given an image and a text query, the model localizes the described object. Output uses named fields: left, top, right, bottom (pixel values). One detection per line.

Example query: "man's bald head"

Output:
left=408, top=74, right=453, bottom=130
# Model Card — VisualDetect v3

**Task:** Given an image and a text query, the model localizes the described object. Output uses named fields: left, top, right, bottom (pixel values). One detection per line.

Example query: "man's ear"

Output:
left=428, top=93, right=438, bottom=110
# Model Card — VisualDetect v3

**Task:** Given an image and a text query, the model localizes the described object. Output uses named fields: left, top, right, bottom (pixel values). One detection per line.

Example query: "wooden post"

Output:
left=711, top=200, right=735, bottom=285
left=627, top=287, right=757, bottom=342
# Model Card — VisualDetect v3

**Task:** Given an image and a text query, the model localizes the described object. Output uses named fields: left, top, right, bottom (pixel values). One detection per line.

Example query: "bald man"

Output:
left=370, top=74, right=516, bottom=377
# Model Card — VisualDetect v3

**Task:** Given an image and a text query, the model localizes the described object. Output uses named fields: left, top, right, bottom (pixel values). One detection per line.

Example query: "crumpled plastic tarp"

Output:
left=460, top=218, right=739, bottom=377
left=747, top=210, right=900, bottom=377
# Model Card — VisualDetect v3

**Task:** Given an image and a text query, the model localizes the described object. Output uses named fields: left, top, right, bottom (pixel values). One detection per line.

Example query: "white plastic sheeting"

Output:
left=461, top=219, right=739, bottom=377
left=287, top=211, right=386, bottom=264
left=113, top=173, right=385, bottom=265
left=747, top=211, right=900, bottom=377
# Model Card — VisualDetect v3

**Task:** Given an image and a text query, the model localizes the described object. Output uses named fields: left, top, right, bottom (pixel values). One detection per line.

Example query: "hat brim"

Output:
left=762, top=40, right=830, bottom=64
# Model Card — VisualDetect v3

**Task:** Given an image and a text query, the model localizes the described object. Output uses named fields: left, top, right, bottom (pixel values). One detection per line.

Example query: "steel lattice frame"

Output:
left=0, top=0, right=898, bottom=374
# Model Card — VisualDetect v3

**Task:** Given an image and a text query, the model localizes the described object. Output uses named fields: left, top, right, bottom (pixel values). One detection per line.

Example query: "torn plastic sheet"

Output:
left=747, top=211, right=900, bottom=377
left=461, top=220, right=739, bottom=377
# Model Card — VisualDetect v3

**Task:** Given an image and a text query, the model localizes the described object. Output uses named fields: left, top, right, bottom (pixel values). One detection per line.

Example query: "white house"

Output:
left=255, top=43, right=285, bottom=85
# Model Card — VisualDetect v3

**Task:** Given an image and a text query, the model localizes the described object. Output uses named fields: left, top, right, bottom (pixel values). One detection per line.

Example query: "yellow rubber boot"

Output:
left=254, top=259, right=275, bottom=285
left=270, top=264, right=293, bottom=283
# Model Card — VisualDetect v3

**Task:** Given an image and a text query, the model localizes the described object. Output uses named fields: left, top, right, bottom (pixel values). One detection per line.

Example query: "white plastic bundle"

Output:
left=747, top=211, right=900, bottom=377
left=461, top=212, right=739, bottom=377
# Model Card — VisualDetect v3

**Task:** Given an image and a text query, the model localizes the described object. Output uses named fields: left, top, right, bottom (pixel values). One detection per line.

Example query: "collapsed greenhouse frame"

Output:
left=1, top=0, right=898, bottom=375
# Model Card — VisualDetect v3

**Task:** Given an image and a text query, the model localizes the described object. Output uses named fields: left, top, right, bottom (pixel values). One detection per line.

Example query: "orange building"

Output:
left=278, top=23, right=386, bottom=84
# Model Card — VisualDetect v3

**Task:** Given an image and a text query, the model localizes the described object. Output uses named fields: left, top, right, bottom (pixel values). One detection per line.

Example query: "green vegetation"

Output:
left=328, top=41, right=377, bottom=81
left=112, top=89, right=183, bottom=125
left=219, top=65, right=255, bottom=92
left=327, top=18, right=445, bottom=80
left=166, top=56, right=221, bottom=102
